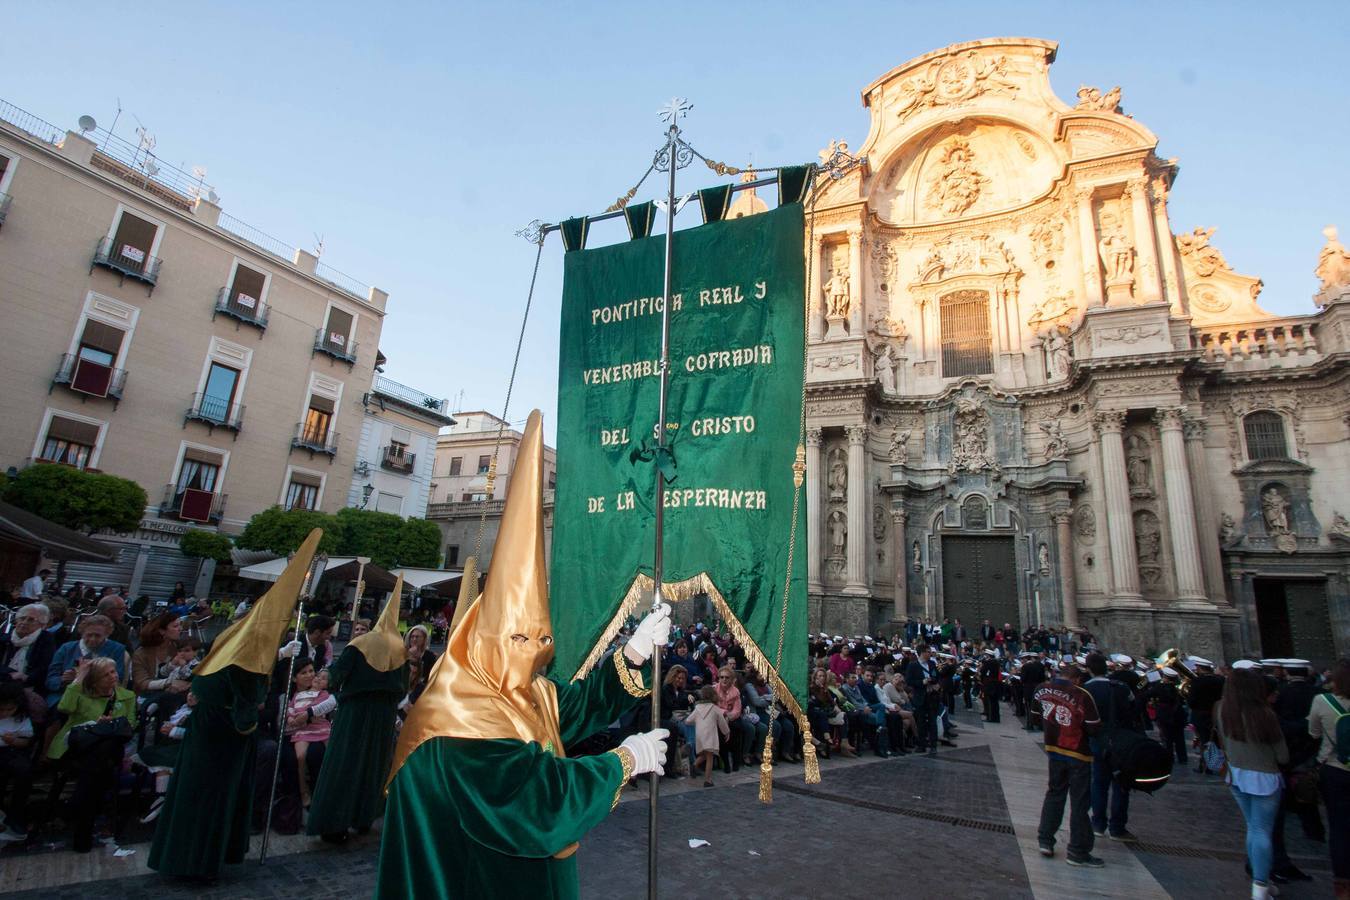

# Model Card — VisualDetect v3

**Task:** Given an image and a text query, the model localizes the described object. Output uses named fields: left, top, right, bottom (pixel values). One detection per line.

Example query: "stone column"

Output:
left=844, top=424, right=869, bottom=594
left=890, top=507, right=908, bottom=619
left=1182, top=414, right=1226, bottom=603
left=805, top=427, right=823, bottom=593
left=1075, top=187, right=1104, bottom=308
left=1155, top=407, right=1207, bottom=603
left=1095, top=411, right=1141, bottom=600
left=1053, top=508, right=1079, bottom=627
left=808, top=236, right=824, bottom=343
left=1126, top=178, right=1162, bottom=304
left=1150, top=176, right=1183, bottom=312
left=847, top=228, right=864, bottom=337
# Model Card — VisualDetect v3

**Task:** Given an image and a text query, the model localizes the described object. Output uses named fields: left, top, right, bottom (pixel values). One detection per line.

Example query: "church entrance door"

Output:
left=941, top=535, right=1018, bottom=630
left=1254, top=578, right=1336, bottom=667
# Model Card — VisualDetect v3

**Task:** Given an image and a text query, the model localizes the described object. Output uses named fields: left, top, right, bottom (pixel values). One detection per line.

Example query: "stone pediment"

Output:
left=913, top=232, right=1021, bottom=285
left=1234, top=457, right=1313, bottom=477
left=1174, top=226, right=1272, bottom=322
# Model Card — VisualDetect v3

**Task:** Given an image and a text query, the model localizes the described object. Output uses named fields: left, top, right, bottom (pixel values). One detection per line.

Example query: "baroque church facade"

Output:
left=801, top=38, right=1350, bottom=666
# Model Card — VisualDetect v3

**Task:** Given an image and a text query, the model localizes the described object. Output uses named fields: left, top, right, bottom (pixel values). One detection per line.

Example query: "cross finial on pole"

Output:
left=658, top=97, right=692, bottom=124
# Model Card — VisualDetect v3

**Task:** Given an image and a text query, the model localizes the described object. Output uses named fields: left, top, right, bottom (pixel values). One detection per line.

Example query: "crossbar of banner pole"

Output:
left=538, top=175, right=779, bottom=235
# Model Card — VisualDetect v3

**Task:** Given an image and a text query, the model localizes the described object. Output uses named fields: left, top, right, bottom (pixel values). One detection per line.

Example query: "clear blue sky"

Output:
left=5, top=2, right=1345, bottom=439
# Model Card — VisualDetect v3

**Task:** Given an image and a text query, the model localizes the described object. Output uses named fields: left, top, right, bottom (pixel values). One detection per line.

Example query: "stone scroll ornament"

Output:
left=550, top=199, right=812, bottom=777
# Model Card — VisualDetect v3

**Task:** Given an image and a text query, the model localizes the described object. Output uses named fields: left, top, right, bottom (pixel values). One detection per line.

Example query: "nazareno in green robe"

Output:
left=306, top=645, right=408, bottom=836
left=376, top=653, right=649, bottom=900
left=148, top=665, right=268, bottom=878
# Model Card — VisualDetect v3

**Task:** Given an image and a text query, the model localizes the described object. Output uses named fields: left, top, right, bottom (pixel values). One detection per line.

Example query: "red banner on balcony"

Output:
left=71, top=358, right=113, bottom=397
left=179, top=488, right=215, bottom=523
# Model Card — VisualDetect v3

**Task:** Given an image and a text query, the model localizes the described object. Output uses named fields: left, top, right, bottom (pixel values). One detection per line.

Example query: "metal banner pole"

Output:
left=647, top=95, right=690, bottom=900
left=260, top=553, right=325, bottom=864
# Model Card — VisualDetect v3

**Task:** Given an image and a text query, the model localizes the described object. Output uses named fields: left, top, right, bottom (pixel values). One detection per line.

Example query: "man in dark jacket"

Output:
left=1022, top=653, right=1047, bottom=731
left=1084, top=652, right=1140, bottom=841
left=1187, top=658, right=1224, bottom=774
left=980, top=620, right=996, bottom=643
left=905, top=648, right=941, bottom=756
left=1, top=603, right=58, bottom=698
left=979, top=652, right=1002, bottom=722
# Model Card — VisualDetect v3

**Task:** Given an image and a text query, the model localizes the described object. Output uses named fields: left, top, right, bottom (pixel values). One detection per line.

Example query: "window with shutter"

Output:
left=1244, top=411, right=1289, bottom=460
left=228, top=264, right=266, bottom=312
left=111, top=212, right=156, bottom=271
left=939, top=290, right=993, bottom=378
left=41, top=416, right=100, bottom=468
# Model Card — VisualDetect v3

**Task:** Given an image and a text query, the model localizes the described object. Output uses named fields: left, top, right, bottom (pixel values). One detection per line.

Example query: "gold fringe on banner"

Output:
left=570, top=570, right=817, bottom=793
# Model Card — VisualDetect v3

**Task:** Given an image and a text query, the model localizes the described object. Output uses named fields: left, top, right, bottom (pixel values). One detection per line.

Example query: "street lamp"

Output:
left=360, top=483, right=373, bottom=508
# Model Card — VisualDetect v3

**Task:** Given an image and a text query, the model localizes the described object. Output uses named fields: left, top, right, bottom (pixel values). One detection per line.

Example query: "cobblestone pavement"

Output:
left=0, top=708, right=1333, bottom=899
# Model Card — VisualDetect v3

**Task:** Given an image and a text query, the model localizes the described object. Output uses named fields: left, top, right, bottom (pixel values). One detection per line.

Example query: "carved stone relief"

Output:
left=888, top=426, right=911, bottom=463
left=890, top=50, right=1019, bottom=124
left=1040, top=419, right=1069, bottom=461
left=1075, top=504, right=1097, bottom=541
left=827, top=446, right=847, bottom=501
left=1125, top=433, right=1155, bottom=499
left=1075, top=85, right=1123, bottom=113
left=949, top=396, right=995, bottom=473
left=1260, top=483, right=1297, bottom=554
left=1133, top=510, right=1163, bottom=589
left=925, top=138, right=990, bottom=217
left=962, top=494, right=989, bottom=530
left=873, top=505, right=888, bottom=542
left=1176, top=227, right=1231, bottom=278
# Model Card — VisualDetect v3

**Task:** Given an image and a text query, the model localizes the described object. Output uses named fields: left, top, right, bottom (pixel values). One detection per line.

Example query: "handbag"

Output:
left=1202, top=740, right=1226, bottom=774
left=66, top=694, right=133, bottom=754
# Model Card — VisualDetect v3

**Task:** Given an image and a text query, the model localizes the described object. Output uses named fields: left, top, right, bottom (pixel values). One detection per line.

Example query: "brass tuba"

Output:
left=1156, top=648, right=1196, bottom=699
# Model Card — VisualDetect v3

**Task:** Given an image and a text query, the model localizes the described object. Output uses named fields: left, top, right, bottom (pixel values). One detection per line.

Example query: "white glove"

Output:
left=278, top=640, right=303, bottom=660
left=623, top=603, right=672, bottom=665
left=619, top=728, right=669, bottom=777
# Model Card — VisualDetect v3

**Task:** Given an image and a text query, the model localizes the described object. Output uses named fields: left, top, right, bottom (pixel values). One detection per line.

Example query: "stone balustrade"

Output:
left=1190, top=318, right=1319, bottom=367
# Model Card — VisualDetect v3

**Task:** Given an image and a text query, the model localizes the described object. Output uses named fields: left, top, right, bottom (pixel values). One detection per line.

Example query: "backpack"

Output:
left=1104, top=682, right=1171, bottom=793
left=1323, top=693, right=1350, bottom=765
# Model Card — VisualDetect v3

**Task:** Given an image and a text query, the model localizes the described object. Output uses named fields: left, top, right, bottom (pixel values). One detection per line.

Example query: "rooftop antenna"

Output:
left=313, top=233, right=325, bottom=258
left=189, top=165, right=208, bottom=200
left=102, top=98, right=122, bottom=151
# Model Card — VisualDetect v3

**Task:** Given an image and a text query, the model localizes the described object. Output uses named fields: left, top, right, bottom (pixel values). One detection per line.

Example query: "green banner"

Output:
left=550, top=202, right=808, bottom=715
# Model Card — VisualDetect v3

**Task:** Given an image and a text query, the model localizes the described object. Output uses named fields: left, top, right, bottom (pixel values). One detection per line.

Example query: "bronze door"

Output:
left=1255, top=579, right=1336, bottom=667
left=941, top=536, right=1018, bottom=628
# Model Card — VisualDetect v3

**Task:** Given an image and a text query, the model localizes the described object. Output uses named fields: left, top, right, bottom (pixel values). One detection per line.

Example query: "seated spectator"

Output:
left=1, top=603, right=57, bottom=721
left=96, top=596, right=132, bottom=650
left=45, top=615, right=128, bottom=707
left=713, top=665, right=749, bottom=772
left=131, top=613, right=190, bottom=702
left=287, top=663, right=335, bottom=808
left=742, top=671, right=773, bottom=763
left=48, top=657, right=137, bottom=852
left=132, top=689, right=196, bottom=824
left=659, top=665, right=694, bottom=775
left=43, top=599, right=75, bottom=646
left=880, top=672, right=916, bottom=753
left=351, top=619, right=373, bottom=639
left=685, top=685, right=730, bottom=787
left=806, top=668, right=836, bottom=759
left=0, top=682, right=34, bottom=841
left=824, top=672, right=861, bottom=757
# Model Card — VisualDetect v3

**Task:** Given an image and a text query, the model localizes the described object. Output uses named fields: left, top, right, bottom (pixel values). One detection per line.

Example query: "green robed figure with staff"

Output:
left=376, top=410, right=673, bottom=899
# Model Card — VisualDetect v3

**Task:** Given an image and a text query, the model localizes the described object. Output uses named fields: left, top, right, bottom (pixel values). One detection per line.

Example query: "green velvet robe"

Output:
left=148, top=665, right=267, bottom=878
left=375, top=654, right=648, bottom=900
left=306, top=646, right=408, bottom=836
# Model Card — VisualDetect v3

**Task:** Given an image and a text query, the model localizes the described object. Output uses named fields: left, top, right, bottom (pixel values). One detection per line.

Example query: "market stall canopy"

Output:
left=237, top=555, right=396, bottom=590
left=0, top=500, right=117, bottom=562
left=391, top=566, right=487, bottom=598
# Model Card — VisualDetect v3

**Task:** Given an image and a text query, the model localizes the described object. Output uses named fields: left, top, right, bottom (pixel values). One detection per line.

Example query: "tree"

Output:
left=335, top=507, right=405, bottom=569
left=236, top=506, right=340, bottom=556
left=3, top=464, right=146, bottom=533
left=179, top=529, right=233, bottom=563
left=396, top=517, right=442, bottom=568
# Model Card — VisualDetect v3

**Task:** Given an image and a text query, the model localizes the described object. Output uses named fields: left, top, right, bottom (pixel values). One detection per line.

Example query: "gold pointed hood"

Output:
left=197, top=529, right=323, bottom=678
left=348, top=575, right=407, bottom=672
left=388, top=410, right=562, bottom=786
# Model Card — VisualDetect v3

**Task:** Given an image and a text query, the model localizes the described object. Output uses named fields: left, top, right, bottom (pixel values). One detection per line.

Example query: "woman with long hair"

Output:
left=1218, top=668, right=1289, bottom=899
left=132, top=613, right=187, bottom=696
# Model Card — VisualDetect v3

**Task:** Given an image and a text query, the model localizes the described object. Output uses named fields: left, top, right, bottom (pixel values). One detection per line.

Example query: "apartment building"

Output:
left=0, top=99, right=388, bottom=597
left=348, top=374, right=455, bottom=519
left=428, top=411, right=556, bottom=569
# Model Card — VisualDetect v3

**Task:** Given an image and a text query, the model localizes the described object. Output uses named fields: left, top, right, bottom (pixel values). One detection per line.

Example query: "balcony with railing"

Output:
left=1190, top=318, right=1320, bottom=371
left=313, top=327, right=358, bottom=366
left=0, top=192, right=11, bottom=229
left=51, top=353, right=127, bottom=406
left=372, top=375, right=450, bottom=416
left=185, top=392, right=245, bottom=435
left=160, top=483, right=226, bottom=525
left=291, top=422, right=339, bottom=458
left=380, top=444, right=416, bottom=474
left=213, top=286, right=269, bottom=331
left=91, top=236, right=161, bottom=291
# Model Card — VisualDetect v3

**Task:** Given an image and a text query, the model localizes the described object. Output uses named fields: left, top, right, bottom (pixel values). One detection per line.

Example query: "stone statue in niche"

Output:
left=1262, top=486, right=1290, bottom=533
left=1134, top=511, right=1163, bottom=589
left=1043, top=328, right=1071, bottom=380
left=1125, top=434, right=1153, bottom=498
left=828, top=509, right=848, bottom=558
left=888, top=427, right=911, bottom=463
left=925, top=138, right=989, bottom=217
left=1218, top=512, right=1237, bottom=546
left=827, top=447, right=847, bottom=499
left=1037, top=542, right=1051, bottom=576
left=949, top=397, right=994, bottom=473
left=1314, top=225, right=1350, bottom=306
left=912, top=540, right=922, bottom=573
left=825, top=255, right=851, bottom=319
left=1097, top=210, right=1135, bottom=287
left=1040, top=420, right=1069, bottom=462
left=874, top=344, right=897, bottom=393
left=873, top=505, right=887, bottom=542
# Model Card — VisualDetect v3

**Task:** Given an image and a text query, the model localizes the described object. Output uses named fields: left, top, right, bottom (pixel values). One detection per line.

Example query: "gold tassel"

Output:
left=758, top=733, right=774, bottom=803
left=803, top=737, right=820, bottom=784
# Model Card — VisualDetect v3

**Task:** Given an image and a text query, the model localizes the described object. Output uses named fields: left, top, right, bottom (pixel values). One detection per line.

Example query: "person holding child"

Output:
left=285, top=661, right=335, bottom=808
